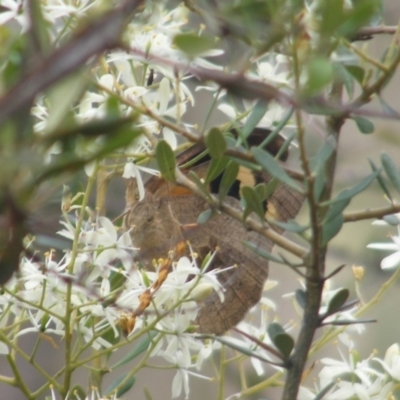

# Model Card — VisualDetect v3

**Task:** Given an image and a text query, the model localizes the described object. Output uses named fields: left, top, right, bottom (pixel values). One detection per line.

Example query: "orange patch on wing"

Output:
left=170, top=186, right=193, bottom=196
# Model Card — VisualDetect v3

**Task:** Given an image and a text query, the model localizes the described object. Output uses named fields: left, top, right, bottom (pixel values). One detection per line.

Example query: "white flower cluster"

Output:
left=300, top=340, right=399, bottom=400
left=0, top=202, right=229, bottom=398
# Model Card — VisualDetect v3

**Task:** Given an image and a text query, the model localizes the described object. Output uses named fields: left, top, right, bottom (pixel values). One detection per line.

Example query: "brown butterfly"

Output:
left=124, top=128, right=303, bottom=335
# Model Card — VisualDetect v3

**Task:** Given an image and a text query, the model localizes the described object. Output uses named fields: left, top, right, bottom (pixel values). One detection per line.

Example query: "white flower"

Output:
left=367, top=226, right=400, bottom=269
left=373, top=343, right=400, bottom=381
left=0, top=0, right=28, bottom=29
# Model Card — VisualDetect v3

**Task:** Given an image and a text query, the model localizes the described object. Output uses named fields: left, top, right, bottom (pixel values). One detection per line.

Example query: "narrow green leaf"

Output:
left=244, top=241, right=285, bottom=264
left=242, top=99, right=268, bottom=138
left=112, top=331, right=158, bottom=368
left=381, top=152, right=400, bottom=194
left=105, top=373, right=136, bottom=397
left=323, top=199, right=350, bottom=225
left=326, top=288, right=350, bottom=316
left=333, top=62, right=354, bottom=98
left=106, top=95, right=121, bottom=119
left=173, top=33, right=216, bottom=57
left=241, top=186, right=265, bottom=221
left=29, top=1, right=51, bottom=54
left=197, top=209, right=213, bottom=224
left=267, top=322, right=285, bottom=341
left=46, top=72, right=87, bottom=134
left=295, top=289, right=307, bottom=309
left=321, top=169, right=379, bottom=207
left=344, top=65, right=365, bottom=84
left=263, top=178, right=280, bottom=199
left=155, top=140, right=176, bottom=182
left=219, top=160, right=239, bottom=202
left=322, top=213, right=344, bottom=246
left=273, top=130, right=296, bottom=161
left=313, top=168, right=325, bottom=202
left=205, top=156, right=229, bottom=184
left=252, top=147, right=302, bottom=192
left=338, top=2, right=380, bottom=38
left=254, top=183, right=268, bottom=201
left=274, top=333, right=294, bottom=359
left=206, top=127, right=227, bottom=159
left=368, top=158, right=391, bottom=200
left=310, top=136, right=337, bottom=172
left=351, top=116, right=375, bottom=134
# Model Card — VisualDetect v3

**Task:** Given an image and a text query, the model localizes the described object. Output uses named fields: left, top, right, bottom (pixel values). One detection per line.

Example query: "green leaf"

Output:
left=263, top=178, right=280, bottom=199
left=344, top=65, right=365, bottom=85
left=112, top=331, right=158, bottom=368
left=45, top=72, right=87, bottom=134
left=29, top=1, right=51, bottom=54
left=326, top=288, right=350, bottom=316
left=295, top=289, right=307, bottom=309
left=321, top=169, right=379, bottom=207
left=242, top=99, right=268, bottom=138
left=313, top=168, right=326, bottom=202
left=381, top=152, right=400, bottom=194
left=275, top=130, right=296, bottom=160
left=322, top=213, right=344, bottom=246
left=267, top=322, right=285, bottom=340
left=155, top=140, right=176, bottom=182
left=254, top=183, right=268, bottom=201
left=319, top=0, right=346, bottom=35
left=206, top=127, right=227, bottom=159
left=368, top=158, right=392, bottom=201
left=274, top=332, right=294, bottom=359
left=310, top=136, right=337, bottom=172
left=205, top=156, right=229, bottom=184
left=197, top=209, right=214, bottom=224
left=173, top=33, right=216, bottom=57
left=333, top=62, right=354, bottom=98
left=252, top=147, right=302, bottom=192
left=304, top=56, right=333, bottom=94
left=241, top=186, right=265, bottom=221
left=244, top=241, right=285, bottom=264
left=267, top=323, right=295, bottom=358
left=219, top=160, right=239, bottom=202
left=351, top=116, right=375, bottom=134
left=323, top=199, right=350, bottom=225
left=108, top=269, right=127, bottom=292
left=105, top=373, right=136, bottom=397
left=338, top=1, right=380, bottom=38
